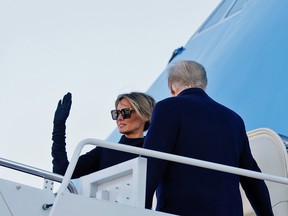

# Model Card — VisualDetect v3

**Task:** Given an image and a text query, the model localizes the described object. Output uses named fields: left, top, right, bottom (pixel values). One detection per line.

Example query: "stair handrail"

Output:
left=0, top=156, right=78, bottom=194
left=49, top=138, right=288, bottom=215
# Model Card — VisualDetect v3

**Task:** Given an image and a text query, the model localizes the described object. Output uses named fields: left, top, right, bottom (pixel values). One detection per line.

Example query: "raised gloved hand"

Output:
left=52, top=93, right=72, bottom=173
left=53, top=92, right=72, bottom=125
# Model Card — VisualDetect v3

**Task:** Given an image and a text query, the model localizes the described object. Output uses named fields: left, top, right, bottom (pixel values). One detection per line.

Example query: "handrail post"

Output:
left=49, top=139, right=89, bottom=216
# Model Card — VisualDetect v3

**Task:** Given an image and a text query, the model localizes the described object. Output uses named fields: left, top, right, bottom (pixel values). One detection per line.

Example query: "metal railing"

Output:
left=49, top=138, right=288, bottom=215
left=0, top=157, right=78, bottom=194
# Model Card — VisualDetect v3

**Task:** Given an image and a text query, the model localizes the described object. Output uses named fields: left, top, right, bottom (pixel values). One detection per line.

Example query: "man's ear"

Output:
left=169, top=82, right=177, bottom=96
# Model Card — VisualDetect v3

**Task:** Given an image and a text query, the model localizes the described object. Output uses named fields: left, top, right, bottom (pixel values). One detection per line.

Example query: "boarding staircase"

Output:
left=1, top=128, right=288, bottom=216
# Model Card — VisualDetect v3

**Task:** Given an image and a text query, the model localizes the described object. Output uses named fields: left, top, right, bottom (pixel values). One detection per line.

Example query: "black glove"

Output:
left=52, top=93, right=72, bottom=174
left=53, top=92, right=72, bottom=125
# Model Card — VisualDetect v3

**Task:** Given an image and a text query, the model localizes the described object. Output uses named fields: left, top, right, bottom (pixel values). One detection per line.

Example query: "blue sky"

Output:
left=0, top=0, right=220, bottom=187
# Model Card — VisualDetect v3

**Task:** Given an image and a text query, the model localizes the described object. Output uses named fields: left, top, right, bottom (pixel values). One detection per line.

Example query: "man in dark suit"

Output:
left=143, top=60, right=273, bottom=215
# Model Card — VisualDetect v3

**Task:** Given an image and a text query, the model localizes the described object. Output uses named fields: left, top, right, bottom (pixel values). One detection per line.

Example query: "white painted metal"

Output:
left=50, top=192, right=175, bottom=216
left=0, top=157, right=78, bottom=194
left=55, top=137, right=288, bottom=201
left=241, top=128, right=288, bottom=216
left=43, top=179, right=54, bottom=192
left=50, top=157, right=176, bottom=216
left=0, top=178, right=55, bottom=216
left=78, top=157, right=147, bottom=208
left=50, top=132, right=288, bottom=216
left=2, top=128, right=288, bottom=215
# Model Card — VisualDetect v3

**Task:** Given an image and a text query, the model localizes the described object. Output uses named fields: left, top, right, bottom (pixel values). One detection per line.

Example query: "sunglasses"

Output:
left=111, top=108, right=135, bottom=120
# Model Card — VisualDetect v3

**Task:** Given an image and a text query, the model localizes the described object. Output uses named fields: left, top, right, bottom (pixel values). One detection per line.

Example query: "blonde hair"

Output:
left=167, top=60, right=207, bottom=89
left=115, top=92, right=156, bottom=131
